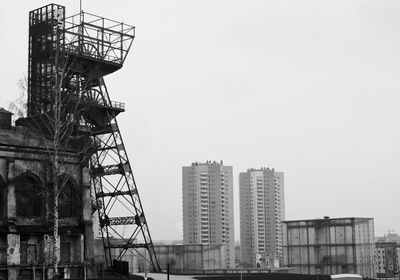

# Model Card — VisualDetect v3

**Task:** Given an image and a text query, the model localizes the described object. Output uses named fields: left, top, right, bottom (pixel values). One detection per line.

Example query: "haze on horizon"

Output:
left=1, top=0, right=399, bottom=241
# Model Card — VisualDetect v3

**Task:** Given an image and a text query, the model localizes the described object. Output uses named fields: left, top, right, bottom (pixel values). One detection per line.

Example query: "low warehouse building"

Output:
left=282, top=217, right=375, bottom=278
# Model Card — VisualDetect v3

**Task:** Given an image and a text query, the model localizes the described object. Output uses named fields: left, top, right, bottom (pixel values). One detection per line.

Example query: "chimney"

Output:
left=0, top=108, right=13, bottom=130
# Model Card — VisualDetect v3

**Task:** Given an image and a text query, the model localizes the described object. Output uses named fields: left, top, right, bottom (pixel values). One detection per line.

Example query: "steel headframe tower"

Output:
left=24, top=4, right=161, bottom=271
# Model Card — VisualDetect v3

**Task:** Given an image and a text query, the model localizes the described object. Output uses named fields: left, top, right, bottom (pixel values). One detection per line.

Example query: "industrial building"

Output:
left=0, top=109, right=96, bottom=279
left=94, top=240, right=226, bottom=273
left=239, top=167, right=285, bottom=268
left=282, top=217, right=375, bottom=278
left=182, top=161, right=235, bottom=268
left=151, top=244, right=226, bottom=273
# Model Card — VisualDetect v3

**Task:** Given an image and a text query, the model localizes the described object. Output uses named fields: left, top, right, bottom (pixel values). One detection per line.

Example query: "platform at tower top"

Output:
left=29, top=3, right=135, bottom=74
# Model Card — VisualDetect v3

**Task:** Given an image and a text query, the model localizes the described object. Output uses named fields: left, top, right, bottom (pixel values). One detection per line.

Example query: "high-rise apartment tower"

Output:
left=239, top=168, right=285, bottom=267
left=182, top=161, right=235, bottom=268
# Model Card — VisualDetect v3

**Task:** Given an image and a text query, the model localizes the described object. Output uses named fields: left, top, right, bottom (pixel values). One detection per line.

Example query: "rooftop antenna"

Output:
left=79, top=0, right=83, bottom=40
left=79, top=0, right=83, bottom=25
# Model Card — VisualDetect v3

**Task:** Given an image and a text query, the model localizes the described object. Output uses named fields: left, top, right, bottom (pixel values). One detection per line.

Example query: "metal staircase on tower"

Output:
left=19, top=4, right=161, bottom=271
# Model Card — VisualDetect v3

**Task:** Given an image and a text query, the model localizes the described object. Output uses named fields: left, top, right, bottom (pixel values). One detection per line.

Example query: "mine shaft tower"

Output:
left=23, top=4, right=160, bottom=271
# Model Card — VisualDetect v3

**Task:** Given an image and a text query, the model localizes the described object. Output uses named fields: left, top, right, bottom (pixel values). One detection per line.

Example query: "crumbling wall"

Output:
left=0, top=128, right=96, bottom=279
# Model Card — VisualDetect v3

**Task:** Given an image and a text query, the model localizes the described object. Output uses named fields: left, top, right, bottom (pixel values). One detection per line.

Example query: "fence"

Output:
left=0, top=263, right=103, bottom=280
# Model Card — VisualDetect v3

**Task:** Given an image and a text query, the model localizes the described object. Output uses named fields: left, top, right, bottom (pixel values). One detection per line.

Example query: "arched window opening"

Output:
left=15, top=173, right=44, bottom=217
left=58, top=175, right=80, bottom=218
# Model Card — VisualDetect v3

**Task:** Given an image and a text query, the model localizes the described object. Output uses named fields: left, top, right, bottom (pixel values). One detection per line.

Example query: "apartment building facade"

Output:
left=375, top=242, right=399, bottom=278
left=239, top=168, right=285, bottom=268
left=182, top=161, right=235, bottom=268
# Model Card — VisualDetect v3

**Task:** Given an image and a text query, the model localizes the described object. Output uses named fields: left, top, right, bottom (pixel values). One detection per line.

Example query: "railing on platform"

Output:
left=109, top=100, right=125, bottom=110
left=66, top=92, right=125, bottom=111
left=63, top=11, right=135, bottom=65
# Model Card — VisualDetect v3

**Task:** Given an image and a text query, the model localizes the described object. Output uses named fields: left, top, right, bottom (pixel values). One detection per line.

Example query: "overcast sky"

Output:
left=1, top=0, right=400, bottom=241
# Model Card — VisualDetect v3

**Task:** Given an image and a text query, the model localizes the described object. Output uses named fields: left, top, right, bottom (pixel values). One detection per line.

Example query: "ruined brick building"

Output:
left=0, top=108, right=95, bottom=279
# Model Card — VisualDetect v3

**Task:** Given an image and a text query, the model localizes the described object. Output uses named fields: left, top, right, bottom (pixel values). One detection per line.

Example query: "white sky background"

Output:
left=1, top=0, right=400, bottom=241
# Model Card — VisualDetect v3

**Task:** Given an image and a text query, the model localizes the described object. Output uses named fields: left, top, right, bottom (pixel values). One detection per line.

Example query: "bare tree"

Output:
left=10, top=50, right=93, bottom=280
left=8, top=77, right=28, bottom=122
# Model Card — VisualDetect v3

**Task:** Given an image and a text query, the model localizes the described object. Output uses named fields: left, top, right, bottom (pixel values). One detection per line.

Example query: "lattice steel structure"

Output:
left=21, top=4, right=160, bottom=271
